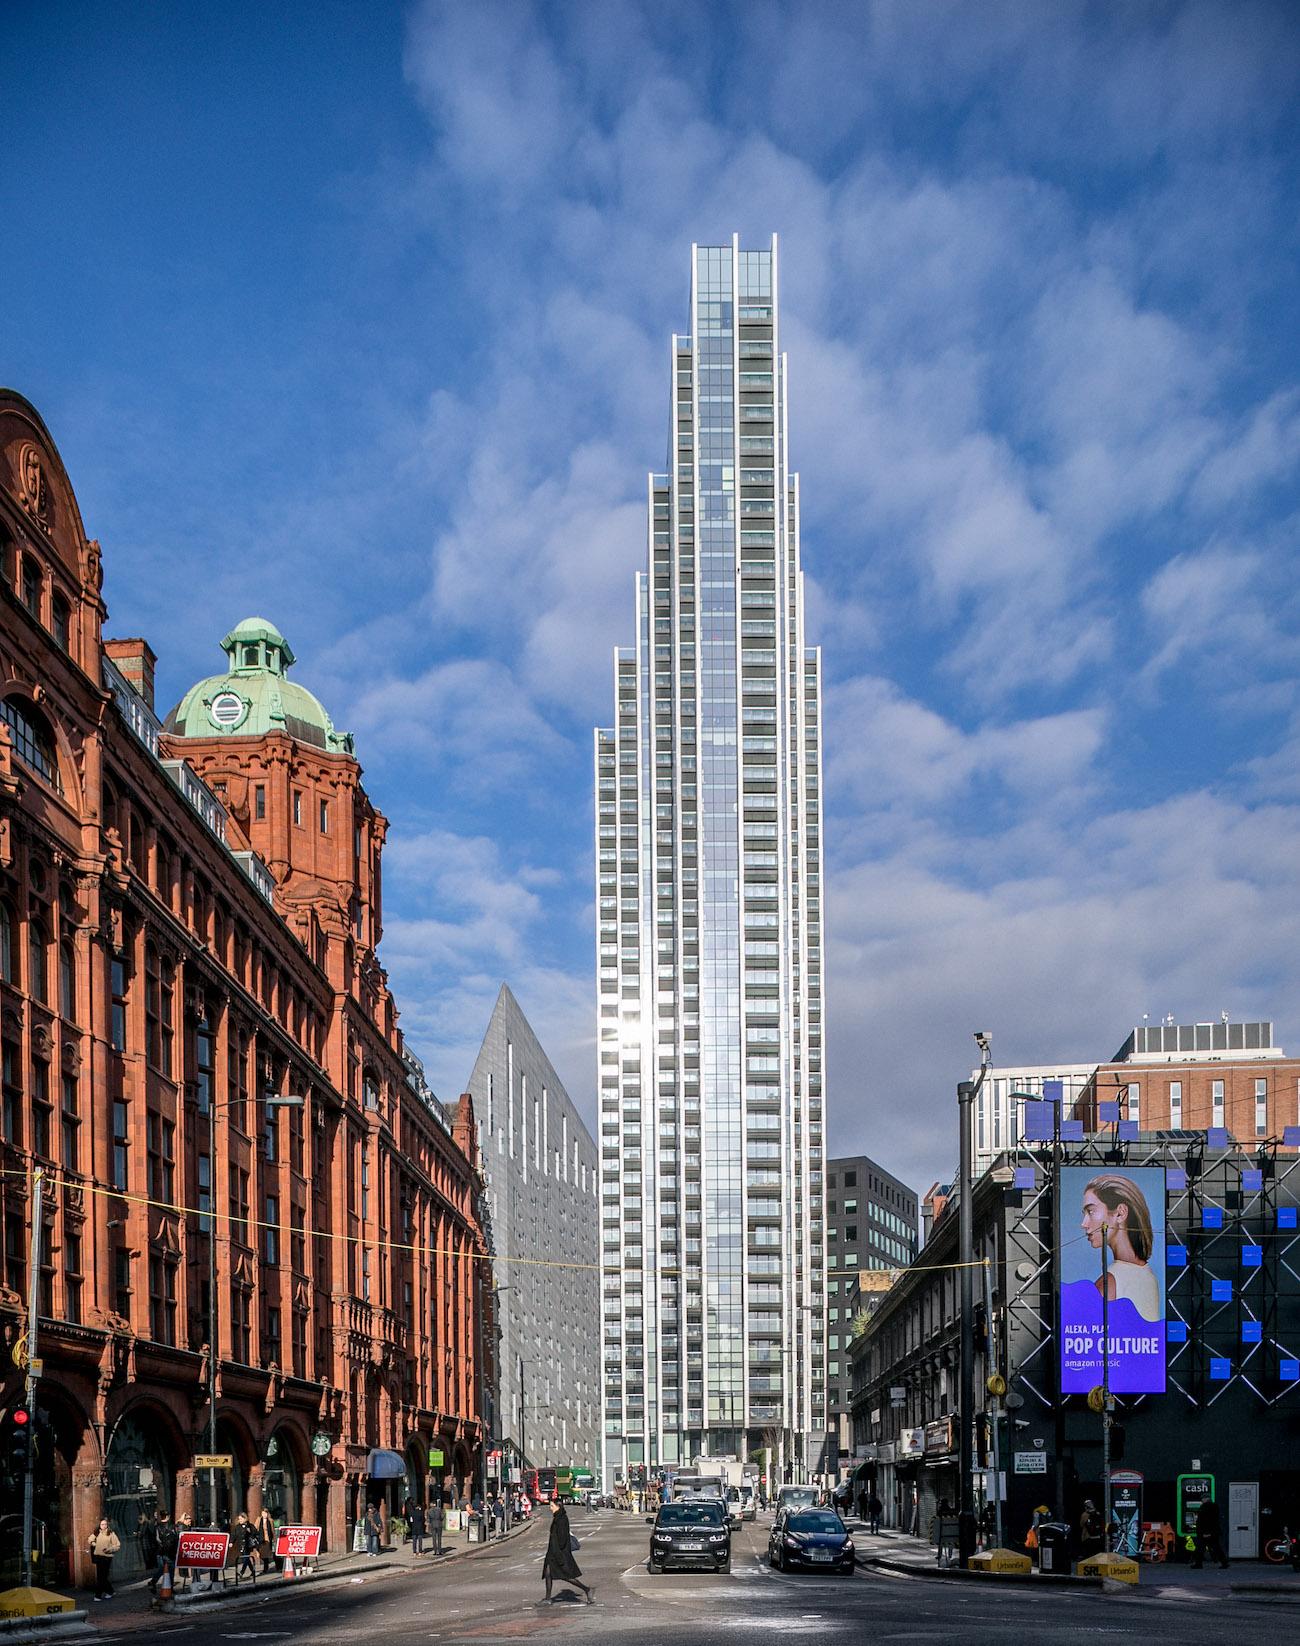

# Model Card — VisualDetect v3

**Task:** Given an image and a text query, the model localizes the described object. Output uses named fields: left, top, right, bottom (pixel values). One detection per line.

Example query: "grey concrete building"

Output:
left=826, top=1155, right=919, bottom=1467
left=466, top=984, right=601, bottom=1480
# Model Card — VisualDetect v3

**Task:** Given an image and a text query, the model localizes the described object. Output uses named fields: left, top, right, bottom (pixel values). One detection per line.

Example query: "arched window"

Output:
left=0, top=901, right=12, bottom=982
left=28, top=916, right=47, bottom=1003
left=0, top=696, right=61, bottom=791
left=51, top=593, right=71, bottom=653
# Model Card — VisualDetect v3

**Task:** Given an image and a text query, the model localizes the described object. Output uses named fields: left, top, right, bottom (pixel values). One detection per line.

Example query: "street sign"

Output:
left=1014, top=1451, right=1048, bottom=1474
left=310, top=1431, right=332, bottom=1457
left=176, top=1530, right=230, bottom=1570
left=27, top=1359, right=42, bottom=1378
left=429, top=1448, right=445, bottom=1468
left=193, top=1454, right=233, bottom=1470
left=274, top=1526, right=322, bottom=1559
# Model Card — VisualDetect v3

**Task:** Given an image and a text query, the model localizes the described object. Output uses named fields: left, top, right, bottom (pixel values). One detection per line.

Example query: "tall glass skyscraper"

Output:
left=595, top=235, right=826, bottom=1485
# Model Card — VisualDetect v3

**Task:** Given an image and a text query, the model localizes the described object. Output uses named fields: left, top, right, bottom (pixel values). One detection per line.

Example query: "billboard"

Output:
left=1059, top=1166, right=1166, bottom=1394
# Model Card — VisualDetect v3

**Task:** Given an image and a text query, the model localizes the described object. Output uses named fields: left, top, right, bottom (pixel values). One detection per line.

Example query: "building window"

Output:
left=1127, top=1082, right=1140, bottom=1128
left=145, top=945, right=174, bottom=1072
left=110, top=955, right=128, bottom=1050
left=198, top=1152, right=212, bottom=1234
left=1212, top=1079, right=1225, bottom=1126
left=254, top=784, right=266, bottom=820
left=1169, top=1081, right=1182, bottom=1125
left=113, top=1247, right=132, bottom=1316
left=1255, top=1077, right=1268, bottom=1137
left=230, top=1286, right=251, bottom=1362
left=31, top=1060, right=50, bottom=1158
left=112, top=1100, right=129, bottom=1191
left=1, top=696, right=60, bottom=789
left=319, top=798, right=329, bottom=833
left=2, top=1041, right=22, bottom=1147
left=231, top=1165, right=250, bottom=1246
left=149, top=1252, right=177, bottom=1345
left=0, top=900, right=11, bottom=982
left=264, top=1305, right=281, bottom=1362
left=264, top=1195, right=279, bottom=1264
left=27, top=916, right=47, bottom=1003
left=61, top=1074, right=79, bottom=1171
left=20, top=557, right=40, bottom=616
left=292, top=789, right=302, bottom=826
left=59, top=938, right=75, bottom=1020
left=51, top=594, right=71, bottom=653
left=147, top=1112, right=176, bottom=1204
left=195, top=1011, right=214, bottom=1114
left=64, top=1228, right=82, bottom=1324
left=844, top=1171, right=856, bottom=1188
left=5, top=1212, right=26, bottom=1293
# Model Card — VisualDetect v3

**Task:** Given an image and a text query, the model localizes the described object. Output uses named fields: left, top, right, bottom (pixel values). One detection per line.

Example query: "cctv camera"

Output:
left=1013, top=1420, right=1030, bottom=1430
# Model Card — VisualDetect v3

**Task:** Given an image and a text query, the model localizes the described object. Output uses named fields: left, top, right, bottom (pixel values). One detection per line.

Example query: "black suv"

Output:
left=648, top=1499, right=732, bottom=1574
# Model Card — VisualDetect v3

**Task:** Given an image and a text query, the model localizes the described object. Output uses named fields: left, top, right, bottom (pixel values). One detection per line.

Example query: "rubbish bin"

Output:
left=1036, top=1522, right=1071, bottom=1574
left=469, top=1514, right=485, bottom=1544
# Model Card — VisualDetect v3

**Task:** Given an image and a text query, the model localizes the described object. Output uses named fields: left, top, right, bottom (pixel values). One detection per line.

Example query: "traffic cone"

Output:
left=281, top=1553, right=296, bottom=1581
left=155, top=1564, right=174, bottom=1609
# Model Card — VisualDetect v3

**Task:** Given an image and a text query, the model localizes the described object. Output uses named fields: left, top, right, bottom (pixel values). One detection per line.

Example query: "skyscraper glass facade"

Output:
left=595, top=236, right=826, bottom=1484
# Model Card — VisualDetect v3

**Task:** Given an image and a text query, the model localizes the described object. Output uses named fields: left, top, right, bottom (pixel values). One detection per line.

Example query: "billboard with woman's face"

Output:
left=1058, top=1167, right=1166, bottom=1393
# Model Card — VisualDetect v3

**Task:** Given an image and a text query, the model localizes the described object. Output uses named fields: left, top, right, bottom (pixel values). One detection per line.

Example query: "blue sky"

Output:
left=7, top=1, right=1300, bottom=1190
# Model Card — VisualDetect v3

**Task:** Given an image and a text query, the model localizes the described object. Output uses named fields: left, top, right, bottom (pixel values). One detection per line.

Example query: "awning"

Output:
left=365, top=1449, right=408, bottom=1480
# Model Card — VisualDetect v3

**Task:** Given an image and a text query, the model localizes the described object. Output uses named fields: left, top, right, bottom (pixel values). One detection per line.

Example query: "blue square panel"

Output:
left=1202, top=1206, right=1224, bottom=1229
left=1208, top=1127, right=1231, bottom=1149
left=1117, top=1121, right=1139, bottom=1141
left=1042, top=1079, right=1063, bottom=1103
left=1284, top=1127, right=1300, bottom=1147
left=1168, top=1170, right=1188, bottom=1191
left=1168, top=1245, right=1188, bottom=1268
left=1210, top=1357, right=1232, bottom=1381
left=1241, top=1169, right=1264, bottom=1192
left=1241, top=1320, right=1263, bottom=1344
left=1059, top=1119, right=1085, bottom=1141
left=1167, top=1320, right=1188, bottom=1343
left=1282, top=1359, right=1300, bottom=1381
left=1098, top=1100, right=1120, bottom=1122
left=1012, top=1167, right=1036, bottom=1190
left=1279, top=1208, right=1298, bottom=1230
left=1211, top=1278, right=1232, bottom=1303
left=1242, top=1245, right=1263, bottom=1268
left=1022, top=1102, right=1053, bottom=1141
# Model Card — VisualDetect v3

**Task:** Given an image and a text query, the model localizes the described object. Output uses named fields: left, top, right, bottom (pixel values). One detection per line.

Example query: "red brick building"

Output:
left=0, top=389, right=490, bottom=1585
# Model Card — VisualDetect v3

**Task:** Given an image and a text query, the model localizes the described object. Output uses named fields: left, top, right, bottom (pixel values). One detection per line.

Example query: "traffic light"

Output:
left=6, top=1406, right=32, bottom=1471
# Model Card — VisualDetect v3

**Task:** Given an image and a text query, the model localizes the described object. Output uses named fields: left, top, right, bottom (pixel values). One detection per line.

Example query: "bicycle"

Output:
left=1264, top=1528, right=1297, bottom=1565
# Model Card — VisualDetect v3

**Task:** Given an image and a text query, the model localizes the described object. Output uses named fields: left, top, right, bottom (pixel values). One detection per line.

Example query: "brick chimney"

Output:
left=104, top=637, right=158, bottom=710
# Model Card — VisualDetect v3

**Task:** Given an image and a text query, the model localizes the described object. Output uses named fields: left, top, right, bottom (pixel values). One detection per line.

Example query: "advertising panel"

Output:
left=1109, top=1471, right=1144, bottom=1557
left=1059, top=1165, right=1166, bottom=1394
left=176, top=1530, right=230, bottom=1571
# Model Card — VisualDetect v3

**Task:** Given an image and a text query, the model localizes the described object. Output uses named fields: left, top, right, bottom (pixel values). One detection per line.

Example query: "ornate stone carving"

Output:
left=17, top=443, right=48, bottom=524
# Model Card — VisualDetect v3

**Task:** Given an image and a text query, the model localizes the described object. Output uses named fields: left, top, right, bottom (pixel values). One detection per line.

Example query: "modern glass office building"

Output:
left=595, top=236, right=826, bottom=1486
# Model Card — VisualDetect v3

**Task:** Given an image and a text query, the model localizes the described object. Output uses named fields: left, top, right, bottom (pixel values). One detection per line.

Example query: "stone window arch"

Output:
left=1, top=694, right=61, bottom=791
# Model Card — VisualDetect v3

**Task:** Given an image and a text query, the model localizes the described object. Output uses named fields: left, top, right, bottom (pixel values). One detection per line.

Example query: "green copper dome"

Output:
left=164, top=617, right=354, bottom=753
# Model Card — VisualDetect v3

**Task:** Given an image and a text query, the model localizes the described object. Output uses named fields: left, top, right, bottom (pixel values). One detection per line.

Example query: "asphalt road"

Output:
left=119, top=1508, right=1269, bottom=1644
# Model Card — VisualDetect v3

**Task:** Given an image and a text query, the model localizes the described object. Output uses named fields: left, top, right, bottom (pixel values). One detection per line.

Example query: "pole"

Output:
left=982, top=1255, right=1002, bottom=1548
left=208, top=1093, right=218, bottom=1529
left=475, top=1257, right=489, bottom=1530
left=1101, top=1220, right=1111, bottom=1548
left=22, top=1169, right=44, bottom=1588
left=956, top=1080, right=976, bottom=1567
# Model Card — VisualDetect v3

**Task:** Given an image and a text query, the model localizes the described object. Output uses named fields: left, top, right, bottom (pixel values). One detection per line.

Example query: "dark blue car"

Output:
left=768, top=1508, right=855, bottom=1574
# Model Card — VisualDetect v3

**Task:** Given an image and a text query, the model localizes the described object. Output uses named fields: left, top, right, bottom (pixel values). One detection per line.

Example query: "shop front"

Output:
left=921, top=1417, right=957, bottom=1533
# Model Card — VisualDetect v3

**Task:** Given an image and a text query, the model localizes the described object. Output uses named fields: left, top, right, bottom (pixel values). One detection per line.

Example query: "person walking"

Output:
left=364, top=1501, right=382, bottom=1557
left=87, top=1517, right=121, bottom=1601
left=495, top=1495, right=507, bottom=1539
left=233, top=1512, right=261, bottom=1584
left=429, top=1495, right=445, bottom=1556
left=257, top=1504, right=276, bottom=1573
left=867, top=1492, right=883, bottom=1535
left=140, top=1512, right=159, bottom=1590
left=542, top=1501, right=593, bottom=1605
left=409, top=1499, right=426, bottom=1555
left=1192, top=1498, right=1230, bottom=1570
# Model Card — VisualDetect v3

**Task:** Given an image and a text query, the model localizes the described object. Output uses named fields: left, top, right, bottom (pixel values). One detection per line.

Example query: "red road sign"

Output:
left=274, top=1525, right=322, bottom=1559
left=176, top=1530, right=230, bottom=1570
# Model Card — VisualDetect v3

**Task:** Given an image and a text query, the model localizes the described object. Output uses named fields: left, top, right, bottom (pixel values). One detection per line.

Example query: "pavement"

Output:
left=840, top=1514, right=1300, bottom=1599
left=31, top=1505, right=1298, bottom=1645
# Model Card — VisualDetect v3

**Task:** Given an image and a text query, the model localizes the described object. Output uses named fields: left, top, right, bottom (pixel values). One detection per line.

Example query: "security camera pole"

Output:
left=957, top=1032, right=992, bottom=1569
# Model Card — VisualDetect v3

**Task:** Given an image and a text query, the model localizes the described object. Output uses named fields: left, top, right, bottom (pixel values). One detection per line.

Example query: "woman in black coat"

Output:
left=543, top=1502, right=594, bottom=1604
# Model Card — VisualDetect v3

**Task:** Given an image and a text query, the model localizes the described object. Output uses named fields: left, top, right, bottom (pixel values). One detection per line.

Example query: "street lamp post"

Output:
left=203, top=1088, right=302, bottom=1527
left=957, top=1031, right=992, bottom=1570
